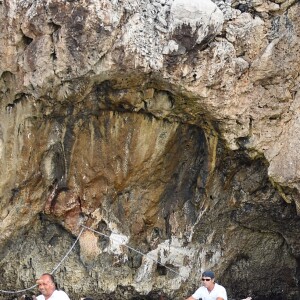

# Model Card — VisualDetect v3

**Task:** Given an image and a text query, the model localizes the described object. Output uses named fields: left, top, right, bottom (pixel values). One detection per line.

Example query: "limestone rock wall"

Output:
left=0, top=0, right=300, bottom=299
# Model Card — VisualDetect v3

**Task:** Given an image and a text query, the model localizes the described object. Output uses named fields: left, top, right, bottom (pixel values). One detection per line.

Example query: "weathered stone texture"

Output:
left=1, top=0, right=300, bottom=299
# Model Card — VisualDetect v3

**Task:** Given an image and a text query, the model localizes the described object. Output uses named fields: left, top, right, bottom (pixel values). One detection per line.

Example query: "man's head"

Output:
left=201, top=270, right=215, bottom=290
left=36, top=273, right=56, bottom=298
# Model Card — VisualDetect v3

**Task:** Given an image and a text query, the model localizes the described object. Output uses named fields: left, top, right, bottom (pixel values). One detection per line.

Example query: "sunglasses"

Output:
left=202, top=278, right=212, bottom=281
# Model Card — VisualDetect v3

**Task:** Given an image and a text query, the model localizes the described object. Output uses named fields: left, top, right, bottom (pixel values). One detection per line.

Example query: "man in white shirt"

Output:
left=185, top=270, right=227, bottom=300
left=35, top=273, right=70, bottom=300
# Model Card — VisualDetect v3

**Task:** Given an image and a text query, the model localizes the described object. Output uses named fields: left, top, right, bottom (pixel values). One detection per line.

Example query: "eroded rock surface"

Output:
left=1, top=0, right=300, bottom=299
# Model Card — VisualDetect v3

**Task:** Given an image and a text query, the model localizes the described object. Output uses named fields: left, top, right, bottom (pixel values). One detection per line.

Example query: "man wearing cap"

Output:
left=185, top=270, right=227, bottom=300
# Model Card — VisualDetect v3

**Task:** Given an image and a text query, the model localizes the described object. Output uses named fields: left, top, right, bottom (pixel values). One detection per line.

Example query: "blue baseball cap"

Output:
left=202, top=270, right=215, bottom=278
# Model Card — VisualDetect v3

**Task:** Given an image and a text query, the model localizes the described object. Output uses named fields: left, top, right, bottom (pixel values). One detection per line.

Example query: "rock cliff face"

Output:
left=0, top=0, right=300, bottom=299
